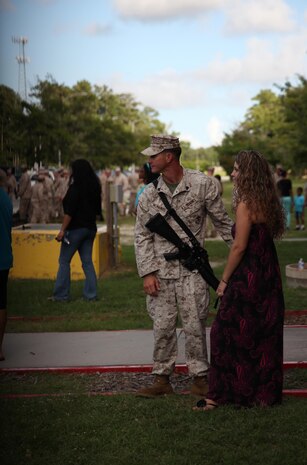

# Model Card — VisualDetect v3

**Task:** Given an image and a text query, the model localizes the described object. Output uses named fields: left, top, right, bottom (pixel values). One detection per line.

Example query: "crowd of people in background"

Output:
left=0, top=163, right=306, bottom=230
left=0, top=165, right=135, bottom=225
left=0, top=166, right=70, bottom=225
left=274, top=164, right=306, bottom=231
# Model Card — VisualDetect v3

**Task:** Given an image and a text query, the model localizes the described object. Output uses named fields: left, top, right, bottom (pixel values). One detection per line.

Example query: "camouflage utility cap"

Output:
left=140, top=134, right=180, bottom=157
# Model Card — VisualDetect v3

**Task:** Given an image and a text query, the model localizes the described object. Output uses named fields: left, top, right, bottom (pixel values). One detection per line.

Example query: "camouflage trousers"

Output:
left=19, top=197, right=31, bottom=221
left=30, top=200, right=43, bottom=223
left=146, top=273, right=210, bottom=377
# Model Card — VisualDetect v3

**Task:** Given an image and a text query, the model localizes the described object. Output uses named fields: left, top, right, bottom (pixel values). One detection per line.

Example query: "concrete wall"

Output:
left=11, top=225, right=109, bottom=280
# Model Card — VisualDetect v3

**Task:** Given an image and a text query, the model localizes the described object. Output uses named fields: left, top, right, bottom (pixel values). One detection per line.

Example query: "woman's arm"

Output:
left=56, top=214, right=72, bottom=242
left=216, top=201, right=252, bottom=296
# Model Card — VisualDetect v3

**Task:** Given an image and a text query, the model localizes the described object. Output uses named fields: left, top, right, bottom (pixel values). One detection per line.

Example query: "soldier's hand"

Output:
left=143, top=274, right=160, bottom=296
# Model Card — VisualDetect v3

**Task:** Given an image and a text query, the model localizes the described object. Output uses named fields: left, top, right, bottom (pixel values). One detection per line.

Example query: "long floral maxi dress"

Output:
left=207, top=223, right=285, bottom=407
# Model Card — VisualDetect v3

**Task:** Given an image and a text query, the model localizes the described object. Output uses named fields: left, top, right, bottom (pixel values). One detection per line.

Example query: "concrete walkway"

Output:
left=1, top=327, right=307, bottom=370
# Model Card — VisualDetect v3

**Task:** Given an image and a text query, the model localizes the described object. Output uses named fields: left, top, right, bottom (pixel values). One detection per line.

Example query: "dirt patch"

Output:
left=88, top=372, right=192, bottom=394
left=2, top=370, right=307, bottom=395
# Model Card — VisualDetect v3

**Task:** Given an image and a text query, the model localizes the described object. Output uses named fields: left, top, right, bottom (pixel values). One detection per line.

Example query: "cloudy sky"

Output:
left=0, top=0, right=306, bottom=148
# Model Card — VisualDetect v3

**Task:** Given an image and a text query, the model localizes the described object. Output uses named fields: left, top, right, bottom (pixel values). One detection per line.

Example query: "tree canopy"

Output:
left=1, top=74, right=306, bottom=173
left=216, top=75, right=307, bottom=174
left=1, top=77, right=167, bottom=169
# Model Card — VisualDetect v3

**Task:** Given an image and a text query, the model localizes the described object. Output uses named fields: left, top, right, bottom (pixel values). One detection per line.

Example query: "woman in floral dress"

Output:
left=195, top=150, right=285, bottom=410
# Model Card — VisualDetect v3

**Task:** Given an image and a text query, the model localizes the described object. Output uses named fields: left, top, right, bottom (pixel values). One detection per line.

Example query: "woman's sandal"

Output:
left=192, top=398, right=218, bottom=411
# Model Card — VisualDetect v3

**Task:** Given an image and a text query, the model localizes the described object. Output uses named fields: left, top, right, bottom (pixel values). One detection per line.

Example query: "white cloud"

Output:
left=206, top=116, right=224, bottom=145
left=0, top=0, right=15, bottom=11
left=102, top=26, right=307, bottom=116
left=83, top=22, right=111, bottom=36
left=180, top=132, right=204, bottom=148
left=113, top=0, right=224, bottom=21
left=108, top=70, right=206, bottom=109
left=194, top=31, right=307, bottom=84
left=113, top=0, right=298, bottom=36
left=224, top=0, right=296, bottom=34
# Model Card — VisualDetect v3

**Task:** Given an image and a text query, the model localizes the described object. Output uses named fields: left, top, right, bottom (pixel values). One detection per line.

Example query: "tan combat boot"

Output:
left=136, top=375, right=174, bottom=398
left=190, top=376, right=209, bottom=396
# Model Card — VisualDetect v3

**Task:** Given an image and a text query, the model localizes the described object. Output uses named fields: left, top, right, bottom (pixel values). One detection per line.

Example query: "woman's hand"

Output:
left=216, top=280, right=228, bottom=297
left=56, top=230, right=65, bottom=242
left=56, top=215, right=72, bottom=242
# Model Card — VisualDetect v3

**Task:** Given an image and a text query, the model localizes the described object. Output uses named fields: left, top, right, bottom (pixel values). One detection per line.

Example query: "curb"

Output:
left=283, top=361, right=307, bottom=369
left=0, top=363, right=186, bottom=374
left=1, top=361, right=307, bottom=374
left=282, top=390, right=307, bottom=398
left=284, top=325, right=307, bottom=328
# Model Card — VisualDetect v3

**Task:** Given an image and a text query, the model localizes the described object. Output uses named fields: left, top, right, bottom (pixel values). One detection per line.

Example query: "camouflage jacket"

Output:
left=18, top=172, right=32, bottom=199
left=134, top=168, right=233, bottom=279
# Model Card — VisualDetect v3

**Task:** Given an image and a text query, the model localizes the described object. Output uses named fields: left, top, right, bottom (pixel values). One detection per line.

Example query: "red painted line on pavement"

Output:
left=284, top=325, right=307, bottom=328
left=0, top=365, right=155, bottom=374
left=0, top=364, right=188, bottom=374
left=1, top=362, right=306, bottom=375
left=284, top=310, right=307, bottom=315
left=283, top=390, right=307, bottom=398
left=283, top=361, right=307, bottom=370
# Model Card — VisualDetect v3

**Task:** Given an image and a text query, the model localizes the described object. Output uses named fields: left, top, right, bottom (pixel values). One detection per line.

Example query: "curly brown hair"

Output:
left=233, top=150, right=285, bottom=238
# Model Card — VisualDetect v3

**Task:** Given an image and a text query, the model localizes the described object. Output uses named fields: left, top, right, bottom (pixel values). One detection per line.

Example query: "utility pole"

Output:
left=12, top=36, right=29, bottom=101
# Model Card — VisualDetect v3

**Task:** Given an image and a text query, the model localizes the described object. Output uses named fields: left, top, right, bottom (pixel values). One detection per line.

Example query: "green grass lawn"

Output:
left=1, top=365, right=307, bottom=465
left=1, top=391, right=307, bottom=465
left=7, top=239, right=307, bottom=332
left=7, top=179, right=307, bottom=332
left=3, top=180, right=307, bottom=465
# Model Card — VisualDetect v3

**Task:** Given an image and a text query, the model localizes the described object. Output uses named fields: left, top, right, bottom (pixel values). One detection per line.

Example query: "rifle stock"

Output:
left=146, top=213, right=187, bottom=252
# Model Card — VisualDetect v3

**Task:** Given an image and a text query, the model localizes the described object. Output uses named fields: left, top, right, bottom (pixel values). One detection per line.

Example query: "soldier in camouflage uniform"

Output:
left=6, top=168, right=17, bottom=204
left=41, top=170, right=54, bottom=223
left=134, top=135, right=233, bottom=397
left=54, top=169, right=67, bottom=221
left=30, top=175, right=45, bottom=223
left=17, top=166, right=32, bottom=222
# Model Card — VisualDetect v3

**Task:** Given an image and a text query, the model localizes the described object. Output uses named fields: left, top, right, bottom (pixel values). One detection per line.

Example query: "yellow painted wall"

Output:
left=11, top=226, right=109, bottom=280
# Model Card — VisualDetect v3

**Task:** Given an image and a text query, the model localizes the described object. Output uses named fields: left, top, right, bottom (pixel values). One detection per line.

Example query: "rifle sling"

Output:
left=152, top=179, right=200, bottom=247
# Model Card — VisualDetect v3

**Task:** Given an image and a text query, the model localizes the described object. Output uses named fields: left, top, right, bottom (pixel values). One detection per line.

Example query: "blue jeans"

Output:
left=53, top=228, right=97, bottom=301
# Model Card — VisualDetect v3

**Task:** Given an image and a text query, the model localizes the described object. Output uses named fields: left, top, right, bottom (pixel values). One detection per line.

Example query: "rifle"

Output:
left=145, top=213, right=219, bottom=291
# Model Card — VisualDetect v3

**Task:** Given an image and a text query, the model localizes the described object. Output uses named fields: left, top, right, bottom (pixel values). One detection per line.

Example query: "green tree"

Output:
left=0, top=85, right=26, bottom=165
left=28, top=77, right=74, bottom=166
left=216, top=86, right=294, bottom=172
left=244, top=89, right=288, bottom=165
left=216, top=76, right=307, bottom=173
left=26, top=78, right=168, bottom=168
left=216, top=127, right=253, bottom=174
left=93, top=85, right=167, bottom=167
left=276, top=75, right=307, bottom=170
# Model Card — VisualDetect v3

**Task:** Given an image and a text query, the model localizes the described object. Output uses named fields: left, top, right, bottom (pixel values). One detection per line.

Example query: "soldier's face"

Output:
left=149, top=152, right=168, bottom=174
